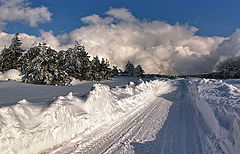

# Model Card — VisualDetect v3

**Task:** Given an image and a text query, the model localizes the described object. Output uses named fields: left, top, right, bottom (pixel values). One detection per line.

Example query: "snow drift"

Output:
left=0, top=69, right=24, bottom=81
left=0, top=79, right=172, bottom=154
left=1, top=77, right=240, bottom=154
left=195, top=79, right=240, bottom=154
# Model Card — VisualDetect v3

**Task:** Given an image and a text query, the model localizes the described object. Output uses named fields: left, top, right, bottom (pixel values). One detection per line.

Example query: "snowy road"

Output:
left=1, top=78, right=240, bottom=154
left=51, top=94, right=171, bottom=154
left=51, top=79, right=240, bottom=154
left=49, top=80, right=173, bottom=154
left=52, top=80, right=204, bottom=154
left=131, top=80, right=203, bottom=154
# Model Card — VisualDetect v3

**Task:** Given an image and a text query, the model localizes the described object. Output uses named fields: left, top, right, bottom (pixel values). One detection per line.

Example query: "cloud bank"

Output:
left=1, top=8, right=240, bottom=74
left=0, top=0, right=51, bottom=30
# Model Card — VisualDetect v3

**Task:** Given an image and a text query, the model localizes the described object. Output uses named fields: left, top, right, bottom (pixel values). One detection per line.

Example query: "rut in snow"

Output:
left=52, top=80, right=208, bottom=154
left=2, top=78, right=239, bottom=154
left=52, top=79, right=235, bottom=154
left=50, top=80, right=174, bottom=154
left=131, top=80, right=204, bottom=154
left=131, top=79, right=232, bottom=154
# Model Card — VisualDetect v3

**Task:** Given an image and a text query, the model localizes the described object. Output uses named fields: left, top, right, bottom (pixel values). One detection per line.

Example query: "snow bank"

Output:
left=195, top=79, right=240, bottom=154
left=0, top=69, right=24, bottom=82
left=0, top=79, right=172, bottom=154
left=70, top=78, right=82, bottom=85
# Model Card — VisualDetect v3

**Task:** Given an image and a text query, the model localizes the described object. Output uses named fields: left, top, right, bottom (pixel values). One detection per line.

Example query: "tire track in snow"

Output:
left=50, top=88, right=172, bottom=154
left=102, top=97, right=171, bottom=154
left=75, top=80, right=205, bottom=154
left=131, top=80, right=204, bottom=154
left=53, top=79, right=224, bottom=154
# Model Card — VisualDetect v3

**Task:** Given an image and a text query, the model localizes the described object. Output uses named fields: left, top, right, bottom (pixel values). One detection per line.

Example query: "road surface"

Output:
left=51, top=80, right=215, bottom=154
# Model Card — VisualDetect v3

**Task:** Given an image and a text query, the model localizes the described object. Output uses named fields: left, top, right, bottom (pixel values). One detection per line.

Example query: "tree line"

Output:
left=0, top=33, right=145, bottom=85
left=175, top=57, right=240, bottom=79
left=215, top=56, right=240, bottom=78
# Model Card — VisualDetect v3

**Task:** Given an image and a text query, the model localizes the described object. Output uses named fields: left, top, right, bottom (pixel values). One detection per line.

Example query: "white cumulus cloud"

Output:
left=3, top=8, right=240, bottom=75
left=106, top=8, right=136, bottom=23
left=0, top=0, right=51, bottom=30
left=67, top=8, right=225, bottom=74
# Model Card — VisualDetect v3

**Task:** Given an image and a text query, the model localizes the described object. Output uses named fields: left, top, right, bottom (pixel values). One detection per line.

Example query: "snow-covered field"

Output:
left=0, top=72, right=240, bottom=154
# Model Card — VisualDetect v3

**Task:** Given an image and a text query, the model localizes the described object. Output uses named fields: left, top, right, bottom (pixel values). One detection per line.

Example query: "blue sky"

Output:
left=3, top=0, right=240, bottom=37
left=1, top=0, right=240, bottom=75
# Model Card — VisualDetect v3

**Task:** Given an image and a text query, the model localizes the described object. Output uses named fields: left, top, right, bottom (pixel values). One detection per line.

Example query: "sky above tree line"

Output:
left=1, top=0, right=240, bottom=75
left=2, top=0, right=240, bottom=37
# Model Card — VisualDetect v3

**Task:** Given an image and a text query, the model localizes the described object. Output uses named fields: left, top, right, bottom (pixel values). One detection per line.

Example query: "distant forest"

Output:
left=0, top=33, right=239, bottom=86
left=0, top=33, right=145, bottom=85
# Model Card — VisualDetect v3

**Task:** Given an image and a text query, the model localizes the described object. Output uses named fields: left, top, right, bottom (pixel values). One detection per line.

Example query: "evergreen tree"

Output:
left=88, top=56, right=112, bottom=81
left=216, top=56, right=240, bottom=78
left=21, top=43, right=72, bottom=86
left=122, top=61, right=145, bottom=77
left=58, top=42, right=91, bottom=80
left=0, top=33, right=24, bottom=71
left=0, top=35, right=115, bottom=85
left=100, top=58, right=111, bottom=79
left=124, top=61, right=135, bottom=76
left=134, top=65, right=145, bottom=77
left=111, top=66, right=120, bottom=76
left=75, top=43, right=91, bottom=80
left=89, top=56, right=101, bottom=81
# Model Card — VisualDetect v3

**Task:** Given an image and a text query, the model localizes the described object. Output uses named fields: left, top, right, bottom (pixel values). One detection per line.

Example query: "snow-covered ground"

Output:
left=0, top=75, right=240, bottom=154
left=196, top=79, right=240, bottom=154
left=0, top=69, right=24, bottom=82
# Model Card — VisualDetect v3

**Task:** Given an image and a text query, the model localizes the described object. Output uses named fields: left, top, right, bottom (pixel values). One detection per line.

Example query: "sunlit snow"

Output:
left=0, top=77, right=239, bottom=154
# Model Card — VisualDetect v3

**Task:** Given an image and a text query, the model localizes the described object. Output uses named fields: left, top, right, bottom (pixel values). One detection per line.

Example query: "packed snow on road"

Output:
left=0, top=72, right=239, bottom=154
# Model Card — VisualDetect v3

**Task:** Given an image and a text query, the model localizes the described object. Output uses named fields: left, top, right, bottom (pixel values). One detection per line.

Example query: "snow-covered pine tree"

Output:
left=123, top=61, right=135, bottom=76
left=57, top=50, right=67, bottom=70
left=134, top=65, right=145, bottom=77
left=89, top=56, right=101, bottom=81
left=21, top=43, right=72, bottom=85
left=75, top=43, right=91, bottom=80
left=58, top=42, right=91, bottom=80
left=0, top=47, right=11, bottom=71
left=88, top=56, right=112, bottom=81
left=100, top=58, right=111, bottom=79
left=57, top=49, right=71, bottom=74
left=111, top=66, right=120, bottom=76
left=0, top=33, right=24, bottom=71
left=216, top=56, right=240, bottom=78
